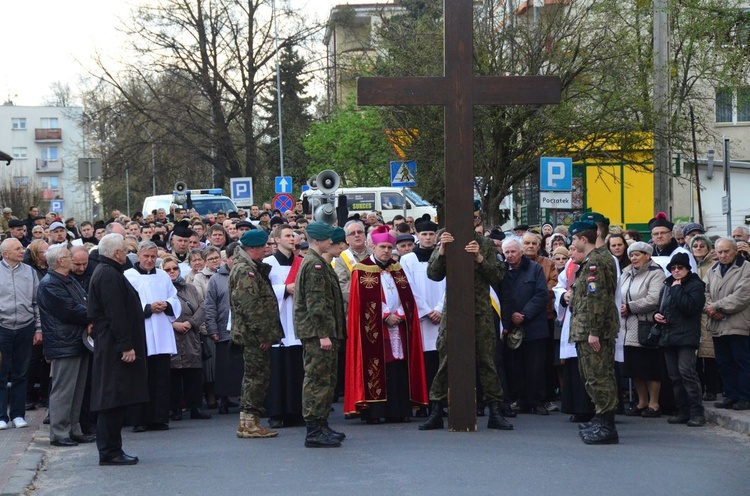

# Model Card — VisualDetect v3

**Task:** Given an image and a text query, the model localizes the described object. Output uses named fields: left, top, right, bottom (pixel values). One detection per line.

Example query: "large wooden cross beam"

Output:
left=357, top=0, right=561, bottom=431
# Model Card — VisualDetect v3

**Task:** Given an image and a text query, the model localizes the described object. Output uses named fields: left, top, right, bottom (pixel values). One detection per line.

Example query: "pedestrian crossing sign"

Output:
left=390, top=161, right=417, bottom=187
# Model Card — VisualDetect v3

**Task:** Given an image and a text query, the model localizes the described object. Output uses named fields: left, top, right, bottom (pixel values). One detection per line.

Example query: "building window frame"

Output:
left=11, top=147, right=28, bottom=159
left=716, top=86, right=750, bottom=124
left=11, top=117, right=26, bottom=130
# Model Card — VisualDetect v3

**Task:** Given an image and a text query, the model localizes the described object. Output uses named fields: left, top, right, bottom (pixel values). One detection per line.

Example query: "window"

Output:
left=346, top=193, right=376, bottom=211
left=11, top=118, right=26, bottom=130
left=46, top=147, right=59, bottom=161
left=41, top=176, right=59, bottom=190
left=12, top=177, right=29, bottom=188
left=40, top=117, right=59, bottom=128
left=716, top=86, right=750, bottom=123
left=11, top=147, right=27, bottom=159
left=381, top=192, right=404, bottom=209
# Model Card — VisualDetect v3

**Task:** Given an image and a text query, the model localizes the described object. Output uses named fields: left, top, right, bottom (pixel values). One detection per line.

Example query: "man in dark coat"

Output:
left=87, top=234, right=148, bottom=465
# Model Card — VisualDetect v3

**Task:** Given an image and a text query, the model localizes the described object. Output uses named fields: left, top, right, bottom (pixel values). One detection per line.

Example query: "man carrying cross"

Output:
left=357, top=0, right=560, bottom=429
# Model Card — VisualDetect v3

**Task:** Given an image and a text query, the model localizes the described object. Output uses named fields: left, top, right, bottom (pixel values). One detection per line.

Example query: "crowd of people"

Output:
left=1, top=200, right=750, bottom=463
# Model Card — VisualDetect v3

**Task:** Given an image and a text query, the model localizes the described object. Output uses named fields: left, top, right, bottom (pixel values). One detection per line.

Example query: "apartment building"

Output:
left=0, top=103, right=91, bottom=223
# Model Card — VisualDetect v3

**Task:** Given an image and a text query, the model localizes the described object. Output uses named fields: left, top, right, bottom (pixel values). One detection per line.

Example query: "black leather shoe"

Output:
left=132, top=425, right=147, bottom=433
left=190, top=408, right=212, bottom=420
left=51, top=438, right=78, bottom=447
left=531, top=405, right=549, bottom=416
left=732, top=401, right=750, bottom=411
left=170, top=412, right=183, bottom=421
left=99, top=454, right=139, bottom=466
left=70, top=434, right=97, bottom=443
left=714, top=398, right=735, bottom=409
left=147, top=423, right=169, bottom=431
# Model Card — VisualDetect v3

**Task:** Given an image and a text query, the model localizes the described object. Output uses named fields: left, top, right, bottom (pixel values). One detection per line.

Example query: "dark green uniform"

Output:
left=569, top=245, right=619, bottom=414
left=294, top=248, right=347, bottom=421
left=230, top=249, right=283, bottom=416
left=427, top=234, right=506, bottom=402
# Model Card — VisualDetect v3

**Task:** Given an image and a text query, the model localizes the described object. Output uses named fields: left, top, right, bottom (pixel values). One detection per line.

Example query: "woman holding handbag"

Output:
left=619, top=242, right=666, bottom=418
left=654, top=252, right=707, bottom=426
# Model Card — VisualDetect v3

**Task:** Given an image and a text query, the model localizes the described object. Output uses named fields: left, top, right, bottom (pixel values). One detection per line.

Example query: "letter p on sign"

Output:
left=540, top=157, right=572, bottom=191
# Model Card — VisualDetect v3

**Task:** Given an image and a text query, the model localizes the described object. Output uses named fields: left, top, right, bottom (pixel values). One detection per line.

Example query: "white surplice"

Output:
left=124, top=268, right=181, bottom=356
left=263, top=254, right=301, bottom=347
left=399, top=251, right=445, bottom=352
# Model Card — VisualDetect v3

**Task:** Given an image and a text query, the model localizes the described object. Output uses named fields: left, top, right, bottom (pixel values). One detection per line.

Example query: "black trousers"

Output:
left=170, top=368, right=204, bottom=411
left=128, top=354, right=171, bottom=426
left=97, top=406, right=127, bottom=461
left=512, top=338, right=549, bottom=409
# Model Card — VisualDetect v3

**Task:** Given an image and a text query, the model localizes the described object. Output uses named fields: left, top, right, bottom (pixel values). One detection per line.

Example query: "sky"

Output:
left=0, top=0, right=377, bottom=107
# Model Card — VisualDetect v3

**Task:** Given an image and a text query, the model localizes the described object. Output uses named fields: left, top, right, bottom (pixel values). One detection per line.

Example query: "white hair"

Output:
left=46, top=244, right=68, bottom=269
left=501, top=237, right=522, bottom=252
left=98, top=233, right=124, bottom=258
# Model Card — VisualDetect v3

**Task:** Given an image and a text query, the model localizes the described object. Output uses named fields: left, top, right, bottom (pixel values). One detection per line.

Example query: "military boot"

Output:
left=236, top=412, right=251, bottom=438
left=321, top=419, right=346, bottom=442
left=578, top=414, right=602, bottom=438
left=243, top=413, right=278, bottom=438
left=487, top=402, right=514, bottom=430
left=418, top=401, right=444, bottom=431
left=582, top=411, right=619, bottom=445
left=305, top=420, right=341, bottom=448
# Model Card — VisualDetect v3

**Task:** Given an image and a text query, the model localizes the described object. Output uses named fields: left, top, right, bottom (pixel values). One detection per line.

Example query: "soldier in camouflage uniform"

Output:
left=419, top=230, right=513, bottom=431
left=229, top=230, right=283, bottom=439
left=565, top=219, right=620, bottom=444
left=294, top=223, right=347, bottom=448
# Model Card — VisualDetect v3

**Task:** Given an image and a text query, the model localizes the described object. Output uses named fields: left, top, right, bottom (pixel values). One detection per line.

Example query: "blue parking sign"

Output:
left=540, top=157, right=572, bottom=191
left=230, top=177, right=253, bottom=204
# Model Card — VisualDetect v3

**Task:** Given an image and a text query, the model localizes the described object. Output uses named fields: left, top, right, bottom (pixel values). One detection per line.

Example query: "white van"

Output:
left=142, top=189, right=238, bottom=217
left=302, top=187, right=437, bottom=223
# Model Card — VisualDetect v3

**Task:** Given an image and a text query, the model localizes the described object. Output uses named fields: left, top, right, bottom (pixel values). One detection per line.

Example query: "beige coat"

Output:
left=619, top=259, right=665, bottom=347
left=695, top=255, right=715, bottom=358
left=705, top=256, right=750, bottom=338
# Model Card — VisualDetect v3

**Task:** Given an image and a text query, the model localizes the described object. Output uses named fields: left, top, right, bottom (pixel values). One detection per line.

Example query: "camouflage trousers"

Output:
left=302, top=338, right=339, bottom=421
left=240, top=345, right=271, bottom=416
left=429, top=314, right=504, bottom=403
left=576, top=339, right=618, bottom=414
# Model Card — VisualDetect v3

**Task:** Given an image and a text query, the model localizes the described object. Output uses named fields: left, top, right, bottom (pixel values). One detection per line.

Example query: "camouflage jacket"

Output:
left=229, top=248, right=283, bottom=347
left=427, top=233, right=505, bottom=317
left=294, top=248, right=346, bottom=341
left=569, top=245, right=619, bottom=341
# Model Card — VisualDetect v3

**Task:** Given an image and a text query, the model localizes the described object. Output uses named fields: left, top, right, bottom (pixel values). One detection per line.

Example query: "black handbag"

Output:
left=638, top=286, right=668, bottom=348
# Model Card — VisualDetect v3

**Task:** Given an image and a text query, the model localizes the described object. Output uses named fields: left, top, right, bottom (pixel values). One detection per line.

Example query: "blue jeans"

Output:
left=0, top=323, right=36, bottom=421
left=713, top=335, right=750, bottom=403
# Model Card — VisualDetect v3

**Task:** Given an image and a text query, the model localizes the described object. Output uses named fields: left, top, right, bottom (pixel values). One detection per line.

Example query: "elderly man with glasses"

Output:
left=648, top=212, right=697, bottom=276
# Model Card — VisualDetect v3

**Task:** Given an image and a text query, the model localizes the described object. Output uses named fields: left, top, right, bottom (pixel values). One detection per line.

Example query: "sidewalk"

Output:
left=705, top=401, right=750, bottom=435
left=0, top=408, right=45, bottom=496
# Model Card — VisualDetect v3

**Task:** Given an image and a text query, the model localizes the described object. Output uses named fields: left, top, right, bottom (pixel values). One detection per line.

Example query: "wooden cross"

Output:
left=357, top=0, right=561, bottom=431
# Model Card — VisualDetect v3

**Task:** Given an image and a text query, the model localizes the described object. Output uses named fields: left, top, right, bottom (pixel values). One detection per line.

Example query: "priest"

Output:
left=263, top=223, right=304, bottom=428
left=344, top=225, right=428, bottom=423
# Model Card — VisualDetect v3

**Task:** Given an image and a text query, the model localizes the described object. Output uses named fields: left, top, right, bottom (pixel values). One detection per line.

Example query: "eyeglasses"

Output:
left=347, top=231, right=364, bottom=236
left=206, top=256, right=221, bottom=262
left=163, top=266, right=180, bottom=273
left=669, top=265, right=687, bottom=271
left=651, top=230, right=671, bottom=237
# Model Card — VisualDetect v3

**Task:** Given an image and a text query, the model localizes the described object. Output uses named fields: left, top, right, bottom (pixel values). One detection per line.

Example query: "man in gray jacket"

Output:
left=705, top=238, right=750, bottom=410
left=0, top=238, right=41, bottom=429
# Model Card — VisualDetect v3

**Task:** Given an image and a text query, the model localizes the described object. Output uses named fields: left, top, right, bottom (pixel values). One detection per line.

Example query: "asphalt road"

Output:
left=29, top=406, right=750, bottom=496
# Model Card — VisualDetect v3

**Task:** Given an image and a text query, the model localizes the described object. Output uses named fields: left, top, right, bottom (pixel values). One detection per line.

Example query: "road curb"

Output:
left=706, top=405, right=750, bottom=436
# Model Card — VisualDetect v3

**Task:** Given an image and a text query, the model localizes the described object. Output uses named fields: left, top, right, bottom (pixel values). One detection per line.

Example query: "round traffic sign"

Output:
left=272, top=193, right=295, bottom=213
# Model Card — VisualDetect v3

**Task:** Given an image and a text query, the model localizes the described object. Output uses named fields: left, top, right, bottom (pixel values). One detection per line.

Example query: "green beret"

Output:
left=580, top=212, right=609, bottom=224
left=330, top=227, right=346, bottom=244
left=239, top=229, right=268, bottom=247
left=306, top=221, right=335, bottom=241
left=569, top=220, right=597, bottom=237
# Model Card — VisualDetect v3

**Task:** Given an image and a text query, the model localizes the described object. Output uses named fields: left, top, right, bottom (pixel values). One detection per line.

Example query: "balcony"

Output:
left=35, top=128, right=62, bottom=142
left=36, top=158, right=64, bottom=172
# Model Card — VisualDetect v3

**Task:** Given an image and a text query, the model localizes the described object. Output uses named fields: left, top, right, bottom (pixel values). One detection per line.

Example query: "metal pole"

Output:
left=272, top=0, right=285, bottom=177
left=87, top=158, right=93, bottom=221
left=151, top=142, right=156, bottom=196
left=402, top=187, right=407, bottom=220
left=653, top=0, right=671, bottom=215
left=125, top=164, right=131, bottom=217
left=689, top=106, right=704, bottom=226
left=724, top=138, right=731, bottom=237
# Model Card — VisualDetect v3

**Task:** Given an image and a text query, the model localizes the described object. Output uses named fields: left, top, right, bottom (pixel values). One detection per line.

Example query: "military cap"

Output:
left=580, top=212, right=609, bottom=224
left=8, top=219, right=24, bottom=228
left=331, top=227, right=346, bottom=244
left=239, top=229, right=268, bottom=247
left=569, top=220, right=597, bottom=237
left=505, top=328, right=524, bottom=350
left=306, top=221, right=335, bottom=241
